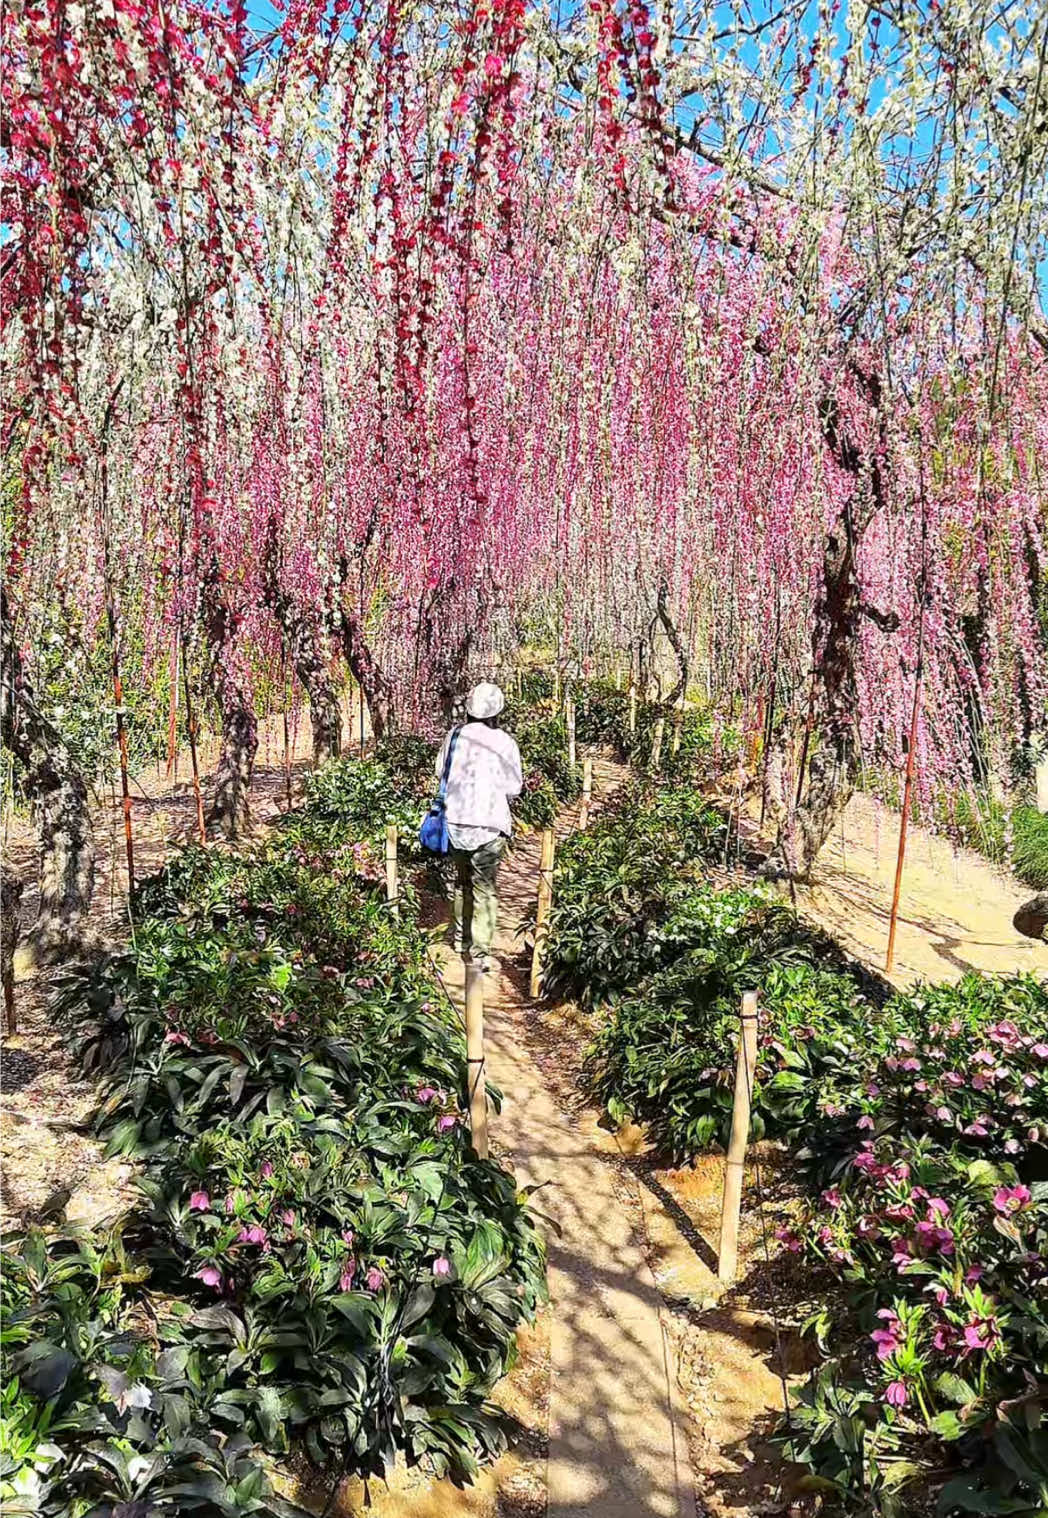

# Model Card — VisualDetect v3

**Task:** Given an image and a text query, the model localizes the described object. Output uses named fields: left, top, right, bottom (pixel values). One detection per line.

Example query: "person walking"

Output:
left=435, top=682, right=523, bottom=969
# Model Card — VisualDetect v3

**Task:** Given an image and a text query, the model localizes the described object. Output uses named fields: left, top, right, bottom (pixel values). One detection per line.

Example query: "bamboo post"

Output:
left=718, top=991, right=760, bottom=1284
left=886, top=668, right=923, bottom=975
left=385, top=822, right=399, bottom=917
left=529, top=828, right=555, bottom=999
left=181, top=648, right=207, bottom=846
left=465, top=961, right=488, bottom=1159
left=579, top=758, right=593, bottom=830
left=165, top=627, right=180, bottom=779
left=566, top=692, right=577, bottom=770
left=552, top=667, right=561, bottom=709
left=628, top=684, right=637, bottom=736
left=650, top=714, right=666, bottom=773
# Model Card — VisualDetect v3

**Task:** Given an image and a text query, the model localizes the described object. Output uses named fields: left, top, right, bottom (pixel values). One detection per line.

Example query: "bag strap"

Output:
left=437, top=726, right=461, bottom=802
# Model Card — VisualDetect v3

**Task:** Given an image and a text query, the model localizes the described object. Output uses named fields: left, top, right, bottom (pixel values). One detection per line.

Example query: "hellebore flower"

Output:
left=340, top=1260, right=356, bottom=1291
left=437, top=1114, right=459, bottom=1133
left=366, top=1266, right=386, bottom=1291
left=883, top=1381, right=908, bottom=1408
left=993, top=1184, right=1031, bottom=1216
left=189, top=1191, right=210, bottom=1212
left=416, top=1085, right=439, bottom=1104
left=195, top=1265, right=223, bottom=1290
left=237, top=1225, right=268, bottom=1247
left=963, top=1314, right=999, bottom=1352
left=871, top=1310, right=902, bottom=1361
left=432, top=1255, right=451, bottom=1277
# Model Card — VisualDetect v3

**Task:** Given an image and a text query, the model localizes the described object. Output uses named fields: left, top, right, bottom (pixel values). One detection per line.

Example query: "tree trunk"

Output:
left=786, top=521, right=861, bottom=876
left=770, top=370, right=896, bottom=881
left=263, top=540, right=342, bottom=762
left=340, top=608, right=394, bottom=739
left=207, top=696, right=258, bottom=839
left=2, top=871, right=23, bottom=1031
left=1, top=592, right=96, bottom=955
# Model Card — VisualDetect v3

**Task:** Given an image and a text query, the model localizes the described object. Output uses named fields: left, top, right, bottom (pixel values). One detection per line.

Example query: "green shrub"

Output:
left=7, top=818, right=545, bottom=1502
left=541, top=783, right=733, bottom=1005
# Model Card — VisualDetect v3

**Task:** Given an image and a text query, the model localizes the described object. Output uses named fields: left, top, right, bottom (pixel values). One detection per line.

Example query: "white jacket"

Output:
left=435, top=722, right=523, bottom=837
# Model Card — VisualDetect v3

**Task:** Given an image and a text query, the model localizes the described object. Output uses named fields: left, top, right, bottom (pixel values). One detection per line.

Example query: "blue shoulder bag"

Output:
left=419, top=726, right=461, bottom=855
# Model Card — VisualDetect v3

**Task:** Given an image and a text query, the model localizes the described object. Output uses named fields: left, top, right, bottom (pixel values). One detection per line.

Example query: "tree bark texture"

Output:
left=1, top=590, right=96, bottom=954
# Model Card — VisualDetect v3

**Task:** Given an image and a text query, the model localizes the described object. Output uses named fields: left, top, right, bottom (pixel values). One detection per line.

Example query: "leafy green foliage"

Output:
left=541, top=783, right=734, bottom=1005
left=5, top=798, right=546, bottom=1503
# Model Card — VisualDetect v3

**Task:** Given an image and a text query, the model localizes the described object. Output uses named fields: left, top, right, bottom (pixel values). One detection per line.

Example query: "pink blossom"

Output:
left=237, top=1224, right=268, bottom=1247
left=774, top=1225, right=801, bottom=1253
left=281, top=1209, right=296, bottom=1226
left=340, top=1260, right=357, bottom=1291
left=165, top=1030, right=191, bottom=1046
left=963, top=1314, right=999, bottom=1352
left=416, top=1085, right=439, bottom=1104
left=484, top=53, right=504, bottom=77
left=432, top=1255, right=451, bottom=1277
left=820, top=1187, right=842, bottom=1209
left=260, top=1162, right=274, bottom=1180
left=366, top=1265, right=386, bottom=1291
left=883, top=1380, right=908, bottom=1408
left=189, top=1190, right=210, bottom=1212
left=856, top=1114, right=875, bottom=1131
left=195, top=1265, right=223, bottom=1290
left=437, top=1114, right=459, bottom=1132
left=993, top=1184, right=1030, bottom=1215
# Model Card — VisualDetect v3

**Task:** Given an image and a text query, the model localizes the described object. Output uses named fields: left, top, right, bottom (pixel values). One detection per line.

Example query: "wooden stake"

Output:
left=886, top=653, right=924, bottom=976
left=181, top=646, right=207, bottom=846
left=385, top=822, right=399, bottom=917
left=718, top=991, right=760, bottom=1284
left=579, top=758, right=593, bottom=830
left=281, top=663, right=293, bottom=810
left=566, top=693, right=577, bottom=770
left=628, top=684, right=637, bottom=736
left=529, top=828, right=555, bottom=999
left=650, top=714, right=666, bottom=773
left=165, top=626, right=180, bottom=779
left=552, top=667, right=561, bottom=709
left=465, top=961, right=488, bottom=1159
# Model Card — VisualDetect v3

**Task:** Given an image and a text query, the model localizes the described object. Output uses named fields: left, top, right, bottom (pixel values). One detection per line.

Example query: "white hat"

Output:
left=466, top=682, right=505, bottom=719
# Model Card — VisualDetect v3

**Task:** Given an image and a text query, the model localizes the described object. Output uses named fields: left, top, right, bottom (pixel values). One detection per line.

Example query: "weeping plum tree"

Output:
left=1, top=591, right=95, bottom=955
left=2, top=0, right=1046, bottom=909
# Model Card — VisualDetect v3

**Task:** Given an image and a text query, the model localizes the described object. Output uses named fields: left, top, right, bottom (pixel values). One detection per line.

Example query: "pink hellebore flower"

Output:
left=857, top=1115, right=875, bottom=1131
left=1031, top=1043, right=1048, bottom=1060
left=340, top=1260, right=357, bottom=1291
left=281, top=1209, right=296, bottom=1227
left=964, top=1315, right=999, bottom=1352
left=260, top=1162, right=274, bottom=1180
left=437, top=1114, right=459, bottom=1133
left=774, top=1225, right=801, bottom=1253
left=342, top=1228, right=355, bottom=1246
left=871, top=1310, right=901, bottom=1361
left=883, top=1381, right=908, bottom=1408
left=366, top=1266, right=386, bottom=1291
left=165, top=1030, right=191, bottom=1046
left=189, top=1190, right=210, bottom=1212
left=237, top=1224, right=268, bottom=1247
left=993, top=1184, right=1031, bottom=1216
left=416, top=1085, right=439, bottom=1104
left=195, top=1265, right=223, bottom=1290
left=820, top=1187, right=842, bottom=1209
left=432, top=1255, right=451, bottom=1277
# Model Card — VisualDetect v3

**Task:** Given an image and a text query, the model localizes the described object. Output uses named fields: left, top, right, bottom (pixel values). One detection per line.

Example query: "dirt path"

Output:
left=752, top=790, right=1047, bottom=988
left=435, top=770, right=692, bottom=1518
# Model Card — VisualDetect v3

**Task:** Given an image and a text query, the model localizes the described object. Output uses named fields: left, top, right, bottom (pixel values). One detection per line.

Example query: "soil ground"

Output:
left=1, top=720, right=1044, bottom=1517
